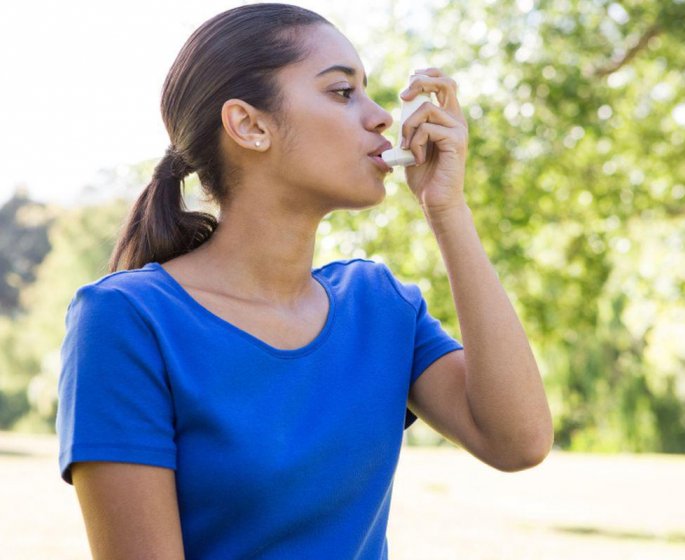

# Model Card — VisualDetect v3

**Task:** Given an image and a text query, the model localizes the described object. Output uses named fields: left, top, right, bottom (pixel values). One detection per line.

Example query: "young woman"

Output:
left=56, top=3, right=553, bottom=559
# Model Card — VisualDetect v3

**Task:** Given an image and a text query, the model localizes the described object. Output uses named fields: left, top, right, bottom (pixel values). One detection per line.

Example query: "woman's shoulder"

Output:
left=75, top=262, right=160, bottom=296
left=318, top=258, right=424, bottom=314
left=314, top=257, right=388, bottom=277
left=67, top=262, right=166, bottom=319
left=314, top=257, right=388, bottom=288
left=314, top=257, right=419, bottom=308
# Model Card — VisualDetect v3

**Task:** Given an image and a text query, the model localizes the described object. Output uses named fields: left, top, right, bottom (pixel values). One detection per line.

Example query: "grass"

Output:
left=1, top=431, right=684, bottom=559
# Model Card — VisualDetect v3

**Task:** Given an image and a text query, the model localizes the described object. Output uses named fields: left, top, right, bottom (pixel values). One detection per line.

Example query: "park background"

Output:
left=1, top=0, right=684, bottom=558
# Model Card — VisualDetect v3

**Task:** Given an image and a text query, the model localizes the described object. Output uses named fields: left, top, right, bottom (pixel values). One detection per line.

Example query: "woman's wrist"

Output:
left=421, top=196, right=473, bottom=236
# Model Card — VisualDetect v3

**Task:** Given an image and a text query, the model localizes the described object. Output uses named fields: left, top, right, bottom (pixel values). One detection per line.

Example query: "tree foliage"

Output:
left=0, top=198, right=129, bottom=430
left=0, top=189, right=54, bottom=317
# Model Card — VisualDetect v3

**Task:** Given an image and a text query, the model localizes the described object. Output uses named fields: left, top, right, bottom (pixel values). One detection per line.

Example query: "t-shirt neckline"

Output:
left=145, top=261, right=336, bottom=359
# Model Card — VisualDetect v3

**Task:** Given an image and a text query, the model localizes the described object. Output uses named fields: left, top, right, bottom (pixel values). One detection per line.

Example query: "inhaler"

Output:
left=381, top=92, right=434, bottom=167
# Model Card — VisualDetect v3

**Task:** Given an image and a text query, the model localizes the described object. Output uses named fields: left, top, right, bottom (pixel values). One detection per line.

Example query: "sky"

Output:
left=1, top=0, right=413, bottom=208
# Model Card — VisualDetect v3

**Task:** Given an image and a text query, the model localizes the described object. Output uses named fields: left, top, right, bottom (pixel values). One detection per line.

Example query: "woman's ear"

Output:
left=220, top=99, right=270, bottom=151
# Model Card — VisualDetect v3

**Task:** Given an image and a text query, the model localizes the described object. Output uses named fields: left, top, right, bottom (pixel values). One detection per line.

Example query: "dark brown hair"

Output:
left=108, top=3, right=330, bottom=272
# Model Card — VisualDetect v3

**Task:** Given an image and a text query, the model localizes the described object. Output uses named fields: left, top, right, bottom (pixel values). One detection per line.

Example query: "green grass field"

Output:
left=1, top=431, right=683, bottom=559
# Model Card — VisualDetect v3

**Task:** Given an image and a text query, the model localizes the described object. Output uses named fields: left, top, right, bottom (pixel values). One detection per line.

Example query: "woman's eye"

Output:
left=333, top=87, right=355, bottom=99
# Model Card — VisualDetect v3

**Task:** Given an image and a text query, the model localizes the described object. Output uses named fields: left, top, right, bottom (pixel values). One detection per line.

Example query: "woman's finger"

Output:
left=402, top=74, right=456, bottom=108
left=401, top=102, right=459, bottom=149
left=407, top=121, right=466, bottom=165
left=401, top=69, right=466, bottom=127
left=412, top=67, right=448, bottom=78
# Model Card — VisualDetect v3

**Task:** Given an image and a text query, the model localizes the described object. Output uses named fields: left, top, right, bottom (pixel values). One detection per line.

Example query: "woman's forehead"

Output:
left=299, top=25, right=366, bottom=81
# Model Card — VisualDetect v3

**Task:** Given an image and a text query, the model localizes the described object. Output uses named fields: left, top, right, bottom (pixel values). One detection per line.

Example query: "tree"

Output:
left=0, top=188, right=55, bottom=317
left=0, top=198, right=129, bottom=430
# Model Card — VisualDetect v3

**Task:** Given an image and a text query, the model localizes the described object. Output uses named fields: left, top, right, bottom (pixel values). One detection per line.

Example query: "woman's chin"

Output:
left=360, top=179, right=387, bottom=207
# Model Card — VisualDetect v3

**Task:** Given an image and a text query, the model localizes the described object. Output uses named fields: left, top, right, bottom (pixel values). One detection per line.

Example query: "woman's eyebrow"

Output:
left=316, top=64, right=368, bottom=87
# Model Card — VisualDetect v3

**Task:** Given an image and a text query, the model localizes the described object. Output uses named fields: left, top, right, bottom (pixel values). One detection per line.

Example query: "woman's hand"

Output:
left=399, top=67, right=468, bottom=216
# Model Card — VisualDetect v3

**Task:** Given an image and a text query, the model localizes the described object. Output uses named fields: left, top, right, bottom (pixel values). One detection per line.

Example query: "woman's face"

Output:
left=268, top=24, right=394, bottom=212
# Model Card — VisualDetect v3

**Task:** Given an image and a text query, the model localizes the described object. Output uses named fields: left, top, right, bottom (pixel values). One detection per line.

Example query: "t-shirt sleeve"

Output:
left=55, top=283, right=177, bottom=485
left=379, top=264, right=464, bottom=430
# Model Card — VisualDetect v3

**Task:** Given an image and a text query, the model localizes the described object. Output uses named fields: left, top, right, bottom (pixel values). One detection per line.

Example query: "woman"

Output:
left=56, top=3, right=553, bottom=559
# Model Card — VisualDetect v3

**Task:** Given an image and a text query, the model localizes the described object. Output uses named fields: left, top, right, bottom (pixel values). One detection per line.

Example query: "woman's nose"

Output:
left=367, top=101, right=393, bottom=133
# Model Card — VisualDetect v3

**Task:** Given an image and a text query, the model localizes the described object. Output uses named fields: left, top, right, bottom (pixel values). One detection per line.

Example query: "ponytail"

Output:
left=108, top=146, right=217, bottom=272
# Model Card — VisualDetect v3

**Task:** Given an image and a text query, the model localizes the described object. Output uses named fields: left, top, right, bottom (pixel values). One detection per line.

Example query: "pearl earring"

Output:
left=255, top=140, right=262, bottom=147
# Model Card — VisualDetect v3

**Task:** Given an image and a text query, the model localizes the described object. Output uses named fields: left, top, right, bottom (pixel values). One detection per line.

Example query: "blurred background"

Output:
left=1, top=0, right=684, bottom=558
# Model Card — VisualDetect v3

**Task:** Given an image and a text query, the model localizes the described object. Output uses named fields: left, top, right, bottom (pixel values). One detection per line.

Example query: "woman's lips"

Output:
left=369, top=154, right=392, bottom=173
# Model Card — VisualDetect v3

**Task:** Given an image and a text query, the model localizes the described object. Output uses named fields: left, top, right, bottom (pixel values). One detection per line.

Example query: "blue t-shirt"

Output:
left=56, top=258, right=463, bottom=559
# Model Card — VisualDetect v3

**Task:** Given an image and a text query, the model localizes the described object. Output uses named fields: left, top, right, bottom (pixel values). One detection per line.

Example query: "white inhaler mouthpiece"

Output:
left=381, top=92, right=433, bottom=167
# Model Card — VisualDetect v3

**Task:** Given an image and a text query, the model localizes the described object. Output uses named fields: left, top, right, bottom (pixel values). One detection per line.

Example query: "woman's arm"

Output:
left=398, top=67, right=553, bottom=468
left=424, top=201, right=553, bottom=466
left=72, top=462, right=185, bottom=560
